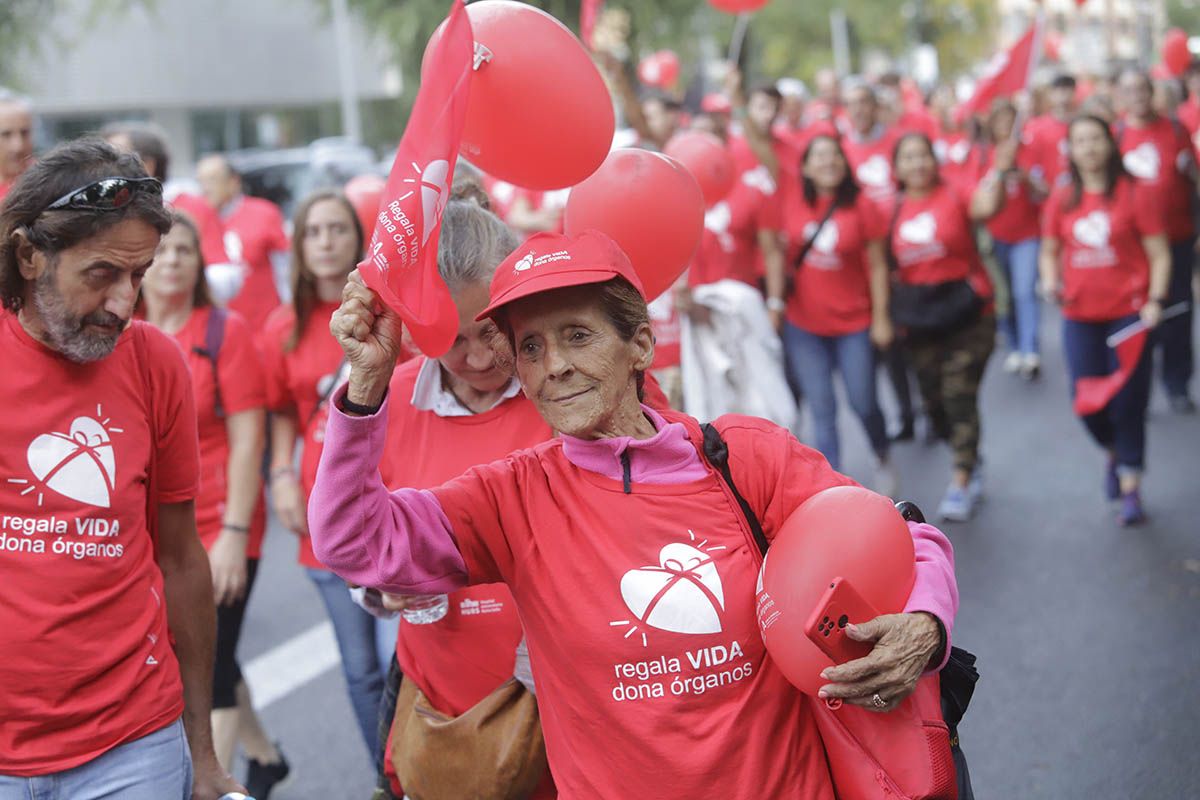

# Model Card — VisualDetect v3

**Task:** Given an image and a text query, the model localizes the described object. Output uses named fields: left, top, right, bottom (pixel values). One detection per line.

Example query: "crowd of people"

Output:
left=0, top=27, right=1195, bottom=800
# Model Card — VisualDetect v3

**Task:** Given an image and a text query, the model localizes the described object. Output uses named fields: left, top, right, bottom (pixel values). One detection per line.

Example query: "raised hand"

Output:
left=329, top=270, right=404, bottom=407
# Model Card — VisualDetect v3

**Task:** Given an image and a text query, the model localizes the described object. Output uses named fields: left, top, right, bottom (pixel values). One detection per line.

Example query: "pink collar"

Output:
left=559, top=405, right=709, bottom=486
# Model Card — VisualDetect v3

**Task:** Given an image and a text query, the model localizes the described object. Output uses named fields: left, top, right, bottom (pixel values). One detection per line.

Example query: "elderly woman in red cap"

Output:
left=308, top=230, right=959, bottom=799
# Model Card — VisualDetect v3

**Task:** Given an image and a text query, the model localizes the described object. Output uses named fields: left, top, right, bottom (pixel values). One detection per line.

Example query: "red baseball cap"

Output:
left=476, top=230, right=645, bottom=321
left=700, top=93, right=733, bottom=114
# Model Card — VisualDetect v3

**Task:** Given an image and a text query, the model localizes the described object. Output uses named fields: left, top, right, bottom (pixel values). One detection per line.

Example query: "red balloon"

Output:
left=708, top=0, right=771, bottom=12
left=755, top=487, right=915, bottom=696
left=564, top=148, right=704, bottom=301
left=638, top=50, right=680, bottom=89
left=664, top=130, right=736, bottom=207
left=343, top=174, right=386, bottom=243
left=424, top=1, right=615, bottom=190
left=1163, top=28, right=1191, bottom=76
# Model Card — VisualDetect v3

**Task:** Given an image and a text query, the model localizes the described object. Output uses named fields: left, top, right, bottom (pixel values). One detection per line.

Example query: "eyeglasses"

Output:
left=44, top=176, right=163, bottom=212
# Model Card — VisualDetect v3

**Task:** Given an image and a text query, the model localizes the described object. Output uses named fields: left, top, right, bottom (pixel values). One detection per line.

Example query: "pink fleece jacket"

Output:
left=309, top=389, right=958, bottom=664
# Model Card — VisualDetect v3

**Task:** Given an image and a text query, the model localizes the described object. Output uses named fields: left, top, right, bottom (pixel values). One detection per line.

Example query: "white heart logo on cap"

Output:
left=26, top=416, right=116, bottom=508
left=856, top=154, right=891, bottom=188
left=1073, top=211, right=1110, bottom=249
left=514, top=253, right=535, bottom=273
left=1123, top=143, right=1160, bottom=181
left=620, top=542, right=725, bottom=635
left=899, top=211, right=937, bottom=245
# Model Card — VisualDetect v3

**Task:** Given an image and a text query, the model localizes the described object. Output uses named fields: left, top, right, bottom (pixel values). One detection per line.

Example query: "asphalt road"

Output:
left=235, top=306, right=1200, bottom=800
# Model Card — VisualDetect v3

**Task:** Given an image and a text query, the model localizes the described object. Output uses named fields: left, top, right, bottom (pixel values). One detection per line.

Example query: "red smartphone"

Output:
left=804, top=577, right=881, bottom=665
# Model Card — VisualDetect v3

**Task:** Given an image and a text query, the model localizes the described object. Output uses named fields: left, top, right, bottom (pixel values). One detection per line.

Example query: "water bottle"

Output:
left=400, top=593, right=449, bottom=624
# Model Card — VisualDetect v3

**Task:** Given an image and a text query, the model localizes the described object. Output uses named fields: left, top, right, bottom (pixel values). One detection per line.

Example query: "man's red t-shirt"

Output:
left=223, top=196, right=290, bottom=331
left=429, top=413, right=854, bottom=799
left=0, top=316, right=199, bottom=775
left=169, top=307, right=268, bottom=557
left=261, top=300, right=347, bottom=569
left=784, top=193, right=885, bottom=336
left=1022, top=115, right=1071, bottom=190
left=648, top=290, right=682, bottom=370
left=1041, top=179, right=1164, bottom=322
left=170, top=192, right=231, bottom=267
left=1117, top=115, right=1196, bottom=243
left=842, top=127, right=901, bottom=209
left=933, top=130, right=975, bottom=195
left=689, top=166, right=782, bottom=288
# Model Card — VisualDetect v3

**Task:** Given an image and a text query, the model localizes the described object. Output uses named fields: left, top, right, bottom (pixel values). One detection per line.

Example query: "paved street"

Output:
left=236, top=307, right=1200, bottom=800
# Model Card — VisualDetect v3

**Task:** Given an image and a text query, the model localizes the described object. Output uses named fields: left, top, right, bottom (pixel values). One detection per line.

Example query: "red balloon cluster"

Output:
left=755, top=487, right=915, bottom=696
left=708, top=0, right=771, bottom=12
left=663, top=130, right=736, bottom=208
left=425, top=0, right=615, bottom=190
left=564, top=149, right=705, bottom=302
left=343, top=174, right=386, bottom=243
left=1163, top=28, right=1192, bottom=77
left=638, top=50, right=680, bottom=89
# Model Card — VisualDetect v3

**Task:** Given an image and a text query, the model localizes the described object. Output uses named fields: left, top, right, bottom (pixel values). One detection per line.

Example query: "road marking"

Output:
left=243, top=621, right=341, bottom=709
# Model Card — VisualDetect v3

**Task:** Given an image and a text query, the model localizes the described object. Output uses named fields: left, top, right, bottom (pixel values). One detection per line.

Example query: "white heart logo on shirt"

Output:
left=804, top=220, right=840, bottom=254
left=1073, top=211, right=1111, bottom=249
left=1123, top=142, right=1161, bottom=180
left=949, top=139, right=971, bottom=164
left=26, top=416, right=116, bottom=508
left=899, top=212, right=937, bottom=245
left=741, top=165, right=777, bottom=195
left=856, top=154, right=891, bottom=188
left=620, top=542, right=725, bottom=635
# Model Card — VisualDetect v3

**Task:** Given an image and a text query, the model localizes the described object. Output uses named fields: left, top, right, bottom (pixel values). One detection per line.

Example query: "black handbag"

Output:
left=701, top=425, right=979, bottom=800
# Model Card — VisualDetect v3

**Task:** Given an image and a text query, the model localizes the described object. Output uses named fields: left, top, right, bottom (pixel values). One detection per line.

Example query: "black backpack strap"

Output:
left=701, top=422, right=770, bottom=556
left=191, top=307, right=228, bottom=419
left=792, top=199, right=840, bottom=272
left=884, top=193, right=905, bottom=273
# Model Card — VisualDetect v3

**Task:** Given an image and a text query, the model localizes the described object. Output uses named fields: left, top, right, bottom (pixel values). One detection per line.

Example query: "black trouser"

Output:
left=212, top=558, right=260, bottom=709
left=879, top=344, right=916, bottom=426
left=374, top=653, right=403, bottom=800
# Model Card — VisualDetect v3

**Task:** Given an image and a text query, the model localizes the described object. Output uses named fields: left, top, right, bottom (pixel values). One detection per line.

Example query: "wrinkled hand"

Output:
left=818, top=612, right=942, bottom=712
left=271, top=473, right=308, bottom=537
left=191, top=754, right=244, bottom=800
left=208, top=532, right=248, bottom=607
left=1139, top=300, right=1163, bottom=329
left=330, top=270, right=404, bottom=406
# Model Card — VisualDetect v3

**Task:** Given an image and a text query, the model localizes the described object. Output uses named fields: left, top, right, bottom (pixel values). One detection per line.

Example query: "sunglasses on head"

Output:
left=44, top=176, right=163, bottom=212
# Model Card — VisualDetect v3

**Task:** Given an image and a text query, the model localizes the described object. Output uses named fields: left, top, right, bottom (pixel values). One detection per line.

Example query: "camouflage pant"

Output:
left=905, top=314, right=995, bottom=474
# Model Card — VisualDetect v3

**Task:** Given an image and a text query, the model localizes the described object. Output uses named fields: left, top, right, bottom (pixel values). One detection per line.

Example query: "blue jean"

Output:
left=0, top=718, right=191, bottom=800
left=782, top=323, right=889, bottom=469
left=307, top=567, right=399, bottom=762
left=1158, top=238, right=1195, bottom=397
left=1062, top=314, right=1153, bottom=470
left=993, top=237, right=1041, bottom=356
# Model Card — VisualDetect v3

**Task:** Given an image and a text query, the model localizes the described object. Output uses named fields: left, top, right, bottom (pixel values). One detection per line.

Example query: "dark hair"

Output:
left=286, top=189, right=364, bottom=351
left=749, top=84, right=783, bottom=104
left=800, top=134, right=860, bottom=208
left=891, top=132, right=941, bottom=193
left=101, top=121, right=170, bottom=181
left=642, top=92, right=683, bottom=112
left=0, top=137, right=171, bottom=313
left=1064, top=114, right=1127, bottom=211
left=1051, top=73, right=1077, bottom=91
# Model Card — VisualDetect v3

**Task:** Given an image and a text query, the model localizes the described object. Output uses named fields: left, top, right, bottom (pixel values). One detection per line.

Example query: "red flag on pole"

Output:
left=1073, top=330, right=1148, bottom=416
left=358, top=0, right=473, bottom=358
left=581, top=0, right=604, bottom=49
left=955, top=14, right=1044, bottom=123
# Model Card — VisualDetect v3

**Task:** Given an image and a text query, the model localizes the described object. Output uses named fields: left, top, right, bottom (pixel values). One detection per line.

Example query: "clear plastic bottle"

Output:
left=400, top=593, right=449, bottom=624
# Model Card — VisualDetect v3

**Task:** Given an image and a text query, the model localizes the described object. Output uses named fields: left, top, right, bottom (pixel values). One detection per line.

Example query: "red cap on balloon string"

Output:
left=476, top=230, right=645, bottom=321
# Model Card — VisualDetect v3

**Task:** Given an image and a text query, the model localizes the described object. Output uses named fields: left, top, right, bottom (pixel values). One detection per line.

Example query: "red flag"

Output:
left=359, top=0, right=472, bottom=357
left=581, top=0, right=604, bottom=49
left=1073, top=330, right=1148, bottom=416
left=956, top=15, right=1043, bottom=123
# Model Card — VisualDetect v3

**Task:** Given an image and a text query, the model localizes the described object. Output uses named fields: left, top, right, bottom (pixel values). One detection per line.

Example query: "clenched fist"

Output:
left=330, top=270, right=404, bottom=407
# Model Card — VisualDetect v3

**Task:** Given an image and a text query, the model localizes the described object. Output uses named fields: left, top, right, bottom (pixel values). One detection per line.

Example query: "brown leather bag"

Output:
left=389, top=678, right=548, bottom=800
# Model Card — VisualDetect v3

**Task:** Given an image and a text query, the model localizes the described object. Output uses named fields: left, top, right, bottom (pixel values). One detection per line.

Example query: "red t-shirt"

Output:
left=261, top=300, right=347, bottom=569
left=889, top=184, right=980, bottom=286
left=842, top=127, right=901, bottom=209
left=0, top=316, right=198, bottom=775
left=974, top=145, right=1042, bottom=244
left=1178, top=98, right=1200, bottom=137
left=895, top=107, right=939, bottom=138
left=429, top=412, right=854, bottom=799
left=1041, top=179, right=1164, bottom=322
left=1117, top=115, right=1196, bottom=242
left=933, top=131, right=975, bottom=195
left=170, top=192, right=231, bottom=267
left=1022, top=115, right=1070, bottom=190
left=223, top=196, right=290, bottom=331
left=649, top=291, right=682, bottom=369
left=689, top=166, right=782, bottom=288
left=784, top=193, right=885, bottom=336
left=772, top=119, right=839, bottom=162
left=378, top=357, right=556, bottom=798
left=169, top=307, right=268, bottom=557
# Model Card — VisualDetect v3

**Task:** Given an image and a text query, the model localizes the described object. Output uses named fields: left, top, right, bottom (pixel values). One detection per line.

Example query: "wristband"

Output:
left=338, top=394, right=383, bottom=417
left=221, top=523, right=249, bottom=535
left=765, top=297, right=786, bottom=312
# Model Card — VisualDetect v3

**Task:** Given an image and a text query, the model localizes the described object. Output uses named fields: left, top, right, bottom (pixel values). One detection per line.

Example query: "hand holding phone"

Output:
left=804, top=577, right=881, bottom=665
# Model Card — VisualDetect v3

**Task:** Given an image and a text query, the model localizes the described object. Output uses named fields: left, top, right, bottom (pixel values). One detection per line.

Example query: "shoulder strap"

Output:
left=883, top=194, right=905, bottom=273
left=792, top=199, right=840, bottom=272
left=700, top=423, right=770, bottom=556
left=191, top=307, right=228, bottom=419
left=305, top=355, right=350, bottom=431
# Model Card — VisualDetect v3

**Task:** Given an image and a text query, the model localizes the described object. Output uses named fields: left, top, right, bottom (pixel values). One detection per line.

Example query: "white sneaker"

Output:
left=873, top=460, right=899, bottom=498
left=937, top=483, right=976, bottom=522
left=1020, top=353, right=1041, bottom=381
left=1003, top=352, right=1023, bottom=373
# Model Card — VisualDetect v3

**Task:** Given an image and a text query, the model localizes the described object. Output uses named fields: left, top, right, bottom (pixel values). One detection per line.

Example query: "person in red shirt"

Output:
left=1022, top=73, right=1077, bottom=191
left=778, top=134, right=896, bottom=492
left=1039, top=115, right=1172, bottom=525
left=930, top=84, right=976, bottom=195
left=841, top=81, right=902, bottom=210
left=0, top=91, right=34, bottom=203
left=260, top=188, right=397, bottom=762
left=0, top=139, right=241, bottom=798
left=140, top=212, right=291, bottom=798
left=310, top=229, right=958, bottom=800
left=975, top=99, right=1048, bottom=379
left=1115, top=68, right=1197, bottom=412
left=890, top=133, right=997, bottom=522
left=196, top=155, right=290, bottom=331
